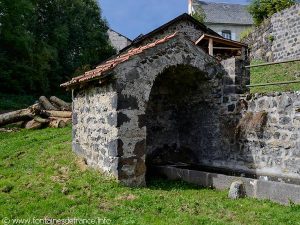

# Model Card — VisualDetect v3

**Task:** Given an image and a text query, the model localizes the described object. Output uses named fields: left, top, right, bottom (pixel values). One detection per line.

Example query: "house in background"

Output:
left=107, top=29, right=132, bottom=52
left=188, top=0, right=254, bottom=41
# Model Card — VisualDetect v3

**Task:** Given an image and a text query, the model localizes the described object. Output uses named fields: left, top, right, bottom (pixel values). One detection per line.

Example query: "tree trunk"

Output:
left=41, top=110, right=72, bottom=118
left=50, top=96, right=72, bottom=111
left=24, top=120, right=43, bottom=129
left=49, top=119, right=66, bottom=128
left=39, top=96, right=59, bottom=110
left=34, top=116, right=50, bottom=124
left=0, top=109, right=34, bottom=127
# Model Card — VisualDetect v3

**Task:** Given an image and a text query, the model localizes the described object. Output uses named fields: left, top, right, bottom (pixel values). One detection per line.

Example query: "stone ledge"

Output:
left=154, top=165, right=300, bottom=205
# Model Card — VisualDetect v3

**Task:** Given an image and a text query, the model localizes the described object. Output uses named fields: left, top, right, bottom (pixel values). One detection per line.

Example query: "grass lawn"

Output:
left=250, top=60, right=300, bottom=93
left=0, top=127, right=300, bottom=225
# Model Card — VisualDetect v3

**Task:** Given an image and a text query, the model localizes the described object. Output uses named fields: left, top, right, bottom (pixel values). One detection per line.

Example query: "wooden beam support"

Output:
left=208, top=38, right=213, bottom=56
left=213, top=47, right=241, bottom=50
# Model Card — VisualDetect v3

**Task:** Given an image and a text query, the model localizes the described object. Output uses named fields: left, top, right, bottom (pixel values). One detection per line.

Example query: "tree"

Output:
left=0, top=0, right=37, bottom=94
left=0, top=0, right=115, bottom=96
left=191, top=5, right=206, bottom=24
left=248, top=0, right=296, bottom=25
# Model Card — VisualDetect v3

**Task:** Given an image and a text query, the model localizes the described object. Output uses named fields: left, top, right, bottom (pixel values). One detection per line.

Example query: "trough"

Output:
left=152, top=165, right=300, bottom=205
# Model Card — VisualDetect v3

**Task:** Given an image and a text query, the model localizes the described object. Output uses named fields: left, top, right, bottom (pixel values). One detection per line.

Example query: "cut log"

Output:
left=0, top=108, right=34, bottom=127
left=39, top=96, right=59, bottom=111
left=41, top=110, right=72, bottom=118
left=50, top=117, right=72, bottom=125
left=49, top=119, right=66, bottom=128
left=50, top=96, right=72, bottom=111
left=34, top=116, right=50, bottom=124
left=30, top=103, right=43, bottom=114
left=24, top=120, right=43, bottom=129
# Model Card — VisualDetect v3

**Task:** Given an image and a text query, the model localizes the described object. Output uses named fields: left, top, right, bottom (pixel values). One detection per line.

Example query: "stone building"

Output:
left=107, top=29, right=132, bottom=52
left=61, top=13, right=300, bottom=188
left=189, top=0, right=254, bottom=41
left=61, top=13, right=249, bottom=186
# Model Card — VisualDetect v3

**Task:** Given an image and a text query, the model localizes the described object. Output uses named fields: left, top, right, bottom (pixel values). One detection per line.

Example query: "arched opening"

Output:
left=145, top=65, right=221, bottom=181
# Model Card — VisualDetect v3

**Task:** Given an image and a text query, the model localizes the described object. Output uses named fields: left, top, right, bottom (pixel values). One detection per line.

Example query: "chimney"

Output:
left=188, top=0, right=193, bottom=15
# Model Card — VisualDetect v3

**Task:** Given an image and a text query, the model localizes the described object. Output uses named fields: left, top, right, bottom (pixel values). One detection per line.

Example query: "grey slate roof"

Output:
left=193, top=1, right=254, bottom=25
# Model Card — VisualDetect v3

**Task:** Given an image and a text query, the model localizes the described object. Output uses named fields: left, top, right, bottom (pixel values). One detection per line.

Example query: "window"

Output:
left=222, top=30, right=231, bottom=40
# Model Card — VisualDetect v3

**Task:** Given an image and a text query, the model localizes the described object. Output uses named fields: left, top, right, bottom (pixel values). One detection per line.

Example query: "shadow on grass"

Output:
left=146, top=177, right=209, bottom=191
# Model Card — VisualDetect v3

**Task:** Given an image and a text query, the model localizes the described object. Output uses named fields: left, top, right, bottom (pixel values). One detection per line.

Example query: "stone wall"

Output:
left=240, top=92, right=300, bottom=180
left=145, top=65, right=223, bottom=167
left=72, top=83, right=119, bottom=177
left=243, top=4, right=300, bottom=62
left=129, top=19, right=206, bottom=49
left=71, top=53, right=300, bottom=185
left=113, top=35, right=226, bottom=186
left=216, top=91, right=300, bottom=182
left=72, top=34, right=231, bottom=186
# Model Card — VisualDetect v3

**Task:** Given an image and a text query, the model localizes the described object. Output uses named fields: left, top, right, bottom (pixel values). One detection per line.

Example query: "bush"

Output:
left=192, top=5, right=206, bottom=23
left=240, top=28, right=254, bottom=40
left=248, top=0, right=296, bottom=25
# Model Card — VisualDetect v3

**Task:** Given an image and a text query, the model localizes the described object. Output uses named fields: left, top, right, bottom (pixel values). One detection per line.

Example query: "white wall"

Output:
left=206, top=23, right=253, bottom=41
left=108, top=30, right=132, bottom=52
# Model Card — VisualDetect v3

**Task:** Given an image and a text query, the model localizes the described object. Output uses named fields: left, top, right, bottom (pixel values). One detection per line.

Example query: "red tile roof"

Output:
left=61, top=32, right=178, bottom=88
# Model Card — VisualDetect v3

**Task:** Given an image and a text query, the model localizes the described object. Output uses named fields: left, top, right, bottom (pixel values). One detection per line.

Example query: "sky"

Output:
left=99, top=0, right=249, bottom=40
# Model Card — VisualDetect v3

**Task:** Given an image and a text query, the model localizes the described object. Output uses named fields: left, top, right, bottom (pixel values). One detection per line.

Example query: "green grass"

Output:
left=250, top=60, right=300, bottom=93
left=1, top=127, right=300, bottom=225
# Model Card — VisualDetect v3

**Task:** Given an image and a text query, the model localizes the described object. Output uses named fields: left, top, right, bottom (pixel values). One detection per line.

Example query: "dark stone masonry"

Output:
left=62, top=13, right=300, bottom=187
left=243, top=4, right=300, bottom=62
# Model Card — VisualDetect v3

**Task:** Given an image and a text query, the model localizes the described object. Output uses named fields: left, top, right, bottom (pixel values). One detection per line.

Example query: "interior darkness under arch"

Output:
left=145, top=65, right=221, bottom=181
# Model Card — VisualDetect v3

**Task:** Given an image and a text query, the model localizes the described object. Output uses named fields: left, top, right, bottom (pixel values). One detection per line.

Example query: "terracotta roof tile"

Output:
left=61, top=32, right=178, bottom=88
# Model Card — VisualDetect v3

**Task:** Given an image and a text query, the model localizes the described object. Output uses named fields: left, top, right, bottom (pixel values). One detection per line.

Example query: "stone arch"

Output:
left=144, top=64, right=222, bottom=179
left=115, top=36, right=225, bottom=186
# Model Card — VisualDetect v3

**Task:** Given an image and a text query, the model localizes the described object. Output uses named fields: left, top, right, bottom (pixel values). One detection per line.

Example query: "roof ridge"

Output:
left=195, top=0, right=248, bottom=6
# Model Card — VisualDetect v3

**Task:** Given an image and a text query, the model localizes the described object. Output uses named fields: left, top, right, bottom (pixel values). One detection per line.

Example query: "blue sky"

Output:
left=99, top=0, right=249, bottom=40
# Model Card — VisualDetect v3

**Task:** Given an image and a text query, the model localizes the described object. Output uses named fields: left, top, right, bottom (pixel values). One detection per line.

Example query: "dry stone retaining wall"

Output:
left=243, top=4, right=300, bottom=61
left=220, top=92, right=300, bottom=182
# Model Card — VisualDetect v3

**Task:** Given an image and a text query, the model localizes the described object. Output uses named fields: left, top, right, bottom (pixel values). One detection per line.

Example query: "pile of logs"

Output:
left=0, top=96, right=72, bottom=129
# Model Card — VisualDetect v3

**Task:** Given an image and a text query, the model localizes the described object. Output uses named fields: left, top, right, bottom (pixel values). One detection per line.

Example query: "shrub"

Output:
left=248, top=0, right=296, bottom=25
left=240, top=27, right=254, bottom=40
left=192, top=5, right=206, bottom=23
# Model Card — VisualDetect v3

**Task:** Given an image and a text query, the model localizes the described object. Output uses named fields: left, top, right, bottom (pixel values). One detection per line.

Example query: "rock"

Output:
left=228, top=181, right=245, bottom=199
left=61, top=187, right=69, bottom=195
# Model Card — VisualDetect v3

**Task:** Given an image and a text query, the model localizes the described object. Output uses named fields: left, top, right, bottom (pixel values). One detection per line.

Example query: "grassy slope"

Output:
left=0, top=127, right=300, bottom=224
left=250, top=61, right=300, bottom=93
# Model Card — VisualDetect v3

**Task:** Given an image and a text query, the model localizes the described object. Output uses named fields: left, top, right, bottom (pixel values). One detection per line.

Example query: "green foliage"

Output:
left=0, top=94, right=36, bottom=110
left=192, top=5, right=206, bottom=23
left=0, top=93, right=71, bottom=110
left=250, top=60, right=300, bottom=93
left=248, top=0, right=296, bottom=25
left=1, top=127, right=300, bottom=224
left=240, top=27, right=254, bottom=40
left=268, top=35, right=275, bottom=42
left=0, top=0, right=115, bottom=96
